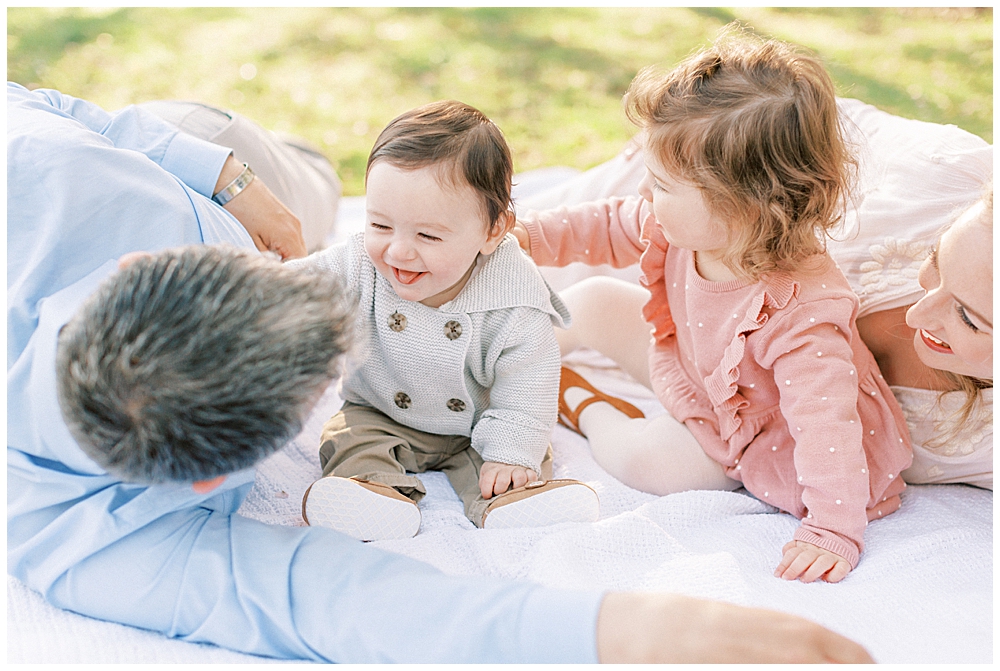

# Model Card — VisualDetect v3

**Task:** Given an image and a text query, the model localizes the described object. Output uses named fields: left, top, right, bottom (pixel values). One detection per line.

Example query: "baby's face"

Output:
left=637, top=154, right=730, bottom=273
left=364, top=162, right=506, bottom=308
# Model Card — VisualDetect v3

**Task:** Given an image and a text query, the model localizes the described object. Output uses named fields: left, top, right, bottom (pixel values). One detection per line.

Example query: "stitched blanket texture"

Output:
left=9, top=357, right=992, bottom=663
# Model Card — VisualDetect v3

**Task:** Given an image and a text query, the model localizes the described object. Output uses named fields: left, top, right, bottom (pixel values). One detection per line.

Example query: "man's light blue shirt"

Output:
left=6, top=83, right=603, bottom=663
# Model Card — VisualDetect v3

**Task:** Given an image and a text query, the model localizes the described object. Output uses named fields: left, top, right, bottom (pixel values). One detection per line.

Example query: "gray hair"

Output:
left=56, top=245, right=353, bottom=483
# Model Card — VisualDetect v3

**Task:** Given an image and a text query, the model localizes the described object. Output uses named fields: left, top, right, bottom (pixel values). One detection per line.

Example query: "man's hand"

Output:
left=512, top=221, right=531, bottom=256
left=479, top=461, right=538, bottom=499
left=596, top=592, right=874, bottom=663
left=775, top=540, right=852, bottom=583
left=215, top=156, right=307, bottom=260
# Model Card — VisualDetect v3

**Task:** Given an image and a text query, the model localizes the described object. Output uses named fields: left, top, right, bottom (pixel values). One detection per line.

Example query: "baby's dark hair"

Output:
left=625, top=26, right=855, bottom=280
left=366, top=100, right=514, bottom=230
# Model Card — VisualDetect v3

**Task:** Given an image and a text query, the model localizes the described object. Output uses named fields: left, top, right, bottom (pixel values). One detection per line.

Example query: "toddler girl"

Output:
left=295, top=100, right=599, bottom=541
left=516, top=33, right=912, bottom=582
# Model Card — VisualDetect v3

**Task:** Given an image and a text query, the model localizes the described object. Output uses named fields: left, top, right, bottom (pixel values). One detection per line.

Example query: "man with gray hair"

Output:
left=56, top=246, right=353, bottom=484
left=7, top=82, right=872, bottom=663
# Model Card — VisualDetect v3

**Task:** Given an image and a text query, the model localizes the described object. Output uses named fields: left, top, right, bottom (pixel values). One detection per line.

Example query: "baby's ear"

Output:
left=482, top=210, right=516, bottom=254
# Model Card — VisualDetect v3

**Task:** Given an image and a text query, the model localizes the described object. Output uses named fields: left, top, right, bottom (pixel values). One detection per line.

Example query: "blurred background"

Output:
left=7, top=7, right=993, bottom=196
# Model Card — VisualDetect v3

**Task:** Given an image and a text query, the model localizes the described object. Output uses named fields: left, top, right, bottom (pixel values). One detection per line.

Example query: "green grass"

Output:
left=7, top=7, right=992, bottom=196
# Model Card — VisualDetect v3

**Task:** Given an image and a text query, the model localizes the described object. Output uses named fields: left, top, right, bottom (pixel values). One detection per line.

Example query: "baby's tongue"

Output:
left=397, top=269, right=421, bottom=284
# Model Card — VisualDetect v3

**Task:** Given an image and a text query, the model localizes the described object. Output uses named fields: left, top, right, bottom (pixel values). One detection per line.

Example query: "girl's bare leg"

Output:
left=556, top=276, right=653, bottom=388
left=558, top=276, right=737, bottom=495
left=571, top=397, right=739, bottom=495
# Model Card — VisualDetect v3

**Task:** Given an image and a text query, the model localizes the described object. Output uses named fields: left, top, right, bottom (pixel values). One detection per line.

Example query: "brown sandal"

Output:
left=558, top=366, right=645, bottom=435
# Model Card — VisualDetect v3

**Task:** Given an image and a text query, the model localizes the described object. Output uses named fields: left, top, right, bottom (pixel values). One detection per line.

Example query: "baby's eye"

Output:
left=956, top=305, right=981, bottom=333
left=418, top=232, right=442, bottom=242
left=369, top=222, right=390, bottom=231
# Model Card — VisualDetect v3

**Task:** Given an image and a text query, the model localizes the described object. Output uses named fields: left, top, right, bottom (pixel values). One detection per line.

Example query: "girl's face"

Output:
left=905, top=203, right=993, bottom=380
left=637, top=155, right=732, bottom=276
left=364, top=162, right=510, bottom=308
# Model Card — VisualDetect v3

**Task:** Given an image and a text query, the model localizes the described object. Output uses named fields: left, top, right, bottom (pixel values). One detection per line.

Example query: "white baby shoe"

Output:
left=302, top=476, right=421, bottom=541
left=482, top=479, right=600, bottom=529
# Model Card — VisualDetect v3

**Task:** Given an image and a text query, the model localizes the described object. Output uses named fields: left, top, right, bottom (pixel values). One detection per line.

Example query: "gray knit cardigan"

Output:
left=292, top=233, right=570, bottom=473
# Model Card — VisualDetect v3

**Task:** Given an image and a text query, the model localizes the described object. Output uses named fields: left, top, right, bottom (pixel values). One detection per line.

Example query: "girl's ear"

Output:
left=480, top=210, right=516, bottom=255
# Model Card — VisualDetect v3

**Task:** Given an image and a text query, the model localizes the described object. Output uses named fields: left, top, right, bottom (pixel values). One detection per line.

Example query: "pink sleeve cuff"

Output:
left=521, top=216, right=550, bottom=264
left=793, top=526, right=861, bottom=569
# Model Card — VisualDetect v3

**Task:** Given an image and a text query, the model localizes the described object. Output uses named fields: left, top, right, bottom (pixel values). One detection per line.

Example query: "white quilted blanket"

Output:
left=9, top=356, right=992, bottom=663
left=9, top=195, right=992, bottom=664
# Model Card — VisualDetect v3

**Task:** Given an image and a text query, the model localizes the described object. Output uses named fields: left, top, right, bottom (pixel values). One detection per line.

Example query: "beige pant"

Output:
left=319, top=402, right=552, bottom=526
left=139, top=100, right=341, bottom=252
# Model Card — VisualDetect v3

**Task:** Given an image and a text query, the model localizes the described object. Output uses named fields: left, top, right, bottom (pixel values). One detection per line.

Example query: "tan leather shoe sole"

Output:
left=482, top=479, right=600, bottom=529
left=302, top=476, right=420, bottom=541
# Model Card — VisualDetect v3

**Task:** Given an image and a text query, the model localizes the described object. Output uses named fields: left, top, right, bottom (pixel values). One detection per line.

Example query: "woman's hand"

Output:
left=775, top=540, right=852, bottom=583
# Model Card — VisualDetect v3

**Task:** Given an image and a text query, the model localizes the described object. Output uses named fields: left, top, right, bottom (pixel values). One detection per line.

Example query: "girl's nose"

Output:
left=637, top=170, right=654, bottom=203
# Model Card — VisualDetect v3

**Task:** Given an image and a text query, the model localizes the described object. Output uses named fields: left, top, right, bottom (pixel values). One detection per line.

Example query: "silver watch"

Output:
left=212, top=163, right=255, bottom=206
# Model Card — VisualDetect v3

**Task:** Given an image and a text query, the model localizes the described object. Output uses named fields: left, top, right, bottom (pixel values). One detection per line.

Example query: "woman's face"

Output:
left=905, top=202, right=993, bottom=380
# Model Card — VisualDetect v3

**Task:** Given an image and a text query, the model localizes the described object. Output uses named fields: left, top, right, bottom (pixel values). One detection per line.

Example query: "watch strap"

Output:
left=212, top=163, right=255, bottom=206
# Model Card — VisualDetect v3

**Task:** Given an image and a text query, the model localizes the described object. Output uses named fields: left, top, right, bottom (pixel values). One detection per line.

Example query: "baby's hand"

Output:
left=512, top=221, right=531, bottom=255
left=479, top=461, right=538, bottom=499
left=775, top=541, right=852, bottom=583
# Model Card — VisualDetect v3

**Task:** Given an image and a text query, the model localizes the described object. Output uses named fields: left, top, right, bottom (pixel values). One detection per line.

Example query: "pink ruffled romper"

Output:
left=523, top=196, right=913, bottom=567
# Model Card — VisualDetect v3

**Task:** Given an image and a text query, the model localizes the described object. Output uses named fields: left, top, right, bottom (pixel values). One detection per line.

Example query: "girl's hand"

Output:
left=479, top=461, right=538, bottom=498
left=512, top=221, right=531, bottom=255
left=775, top=541, right=852, bottom=583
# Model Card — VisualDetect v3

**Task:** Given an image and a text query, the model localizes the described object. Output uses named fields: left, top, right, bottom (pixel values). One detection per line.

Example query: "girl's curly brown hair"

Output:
left=625, top=26, right=856, bottom=281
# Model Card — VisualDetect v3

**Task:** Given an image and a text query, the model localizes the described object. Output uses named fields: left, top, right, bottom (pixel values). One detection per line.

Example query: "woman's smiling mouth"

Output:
left=919, top=329, right=953, bottom=353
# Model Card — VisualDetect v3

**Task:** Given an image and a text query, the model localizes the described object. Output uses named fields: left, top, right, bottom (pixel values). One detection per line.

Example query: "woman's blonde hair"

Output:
left=625, top=26, right=855, bottom=281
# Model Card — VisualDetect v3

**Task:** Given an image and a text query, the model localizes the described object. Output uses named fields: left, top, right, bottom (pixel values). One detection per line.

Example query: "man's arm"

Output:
left=20, top=83, right=230, bottom=197
left=12, top=83, right=306, bottom=259
left=22, top=495, right=872, bottom=663
left=30, top=505, right=603, bottom=663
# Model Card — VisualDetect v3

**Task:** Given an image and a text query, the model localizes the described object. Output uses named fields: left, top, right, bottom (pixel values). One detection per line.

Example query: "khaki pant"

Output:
left=319, top=402, right=552, bottom=527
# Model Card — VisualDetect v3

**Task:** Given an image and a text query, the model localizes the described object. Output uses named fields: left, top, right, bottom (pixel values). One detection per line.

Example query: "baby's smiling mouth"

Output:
left=393, top=267, right=426, bottom=285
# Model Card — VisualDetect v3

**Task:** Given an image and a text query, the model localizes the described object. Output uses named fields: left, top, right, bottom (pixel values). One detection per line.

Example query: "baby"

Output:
left=516, top=33, right=914, bottom=582
left=296, top=100, right=599, bottom=540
